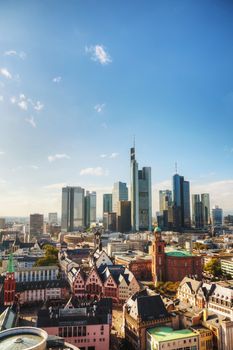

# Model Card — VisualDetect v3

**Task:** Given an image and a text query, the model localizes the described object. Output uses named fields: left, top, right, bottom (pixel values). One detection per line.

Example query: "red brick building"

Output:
left=152, top=227, right=203, bottom=283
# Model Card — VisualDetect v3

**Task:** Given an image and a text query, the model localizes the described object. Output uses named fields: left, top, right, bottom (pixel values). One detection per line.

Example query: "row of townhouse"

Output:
left=61, top=247, right=140, bottom=303
left=178, top=277, right=233, bottom=320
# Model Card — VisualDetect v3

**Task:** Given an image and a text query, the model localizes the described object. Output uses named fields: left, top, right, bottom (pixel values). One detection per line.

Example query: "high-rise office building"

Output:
left=61, top=186, right=85, bottom=232
left=130, top=146, right=152, bottom=231
left=159, top=190, right=172, bottom=212
left=48, top=212, right=58, bottom=225
left=212, top=205, right=223, bottom=226
left=130, top=147, right=139, bottom=231
left=103, top=212, right=117, bottom=231
left=201, top=193, right=210, bottom=226
left=173, top=174, right=191, bottom=229
left=112, top=182, right=128, bottom=213
left=192, top=194, right=203, bottom=228
left=30, top=214, right=44, bottom=237
left=85, top=191, right=96, bottom=227
left=116, top=200, right=131, bottom=233
left=103, top=194, right=112, bottom=215
left=191, top=193, right=210, bottom=229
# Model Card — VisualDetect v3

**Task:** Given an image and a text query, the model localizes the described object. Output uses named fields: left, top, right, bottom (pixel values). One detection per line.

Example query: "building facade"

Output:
left=103, top=194, right=112, bottom=215
left=61, top=186, right=85, bottom=232
left=112, top=182, right=128, bottom=213
left=130, top=146, right=152, bottom=231
left=84, top=191, right=96, bottom=228
left=151, top=227, right=203, bottom=283
left=30, top=213, right=44, bottom=238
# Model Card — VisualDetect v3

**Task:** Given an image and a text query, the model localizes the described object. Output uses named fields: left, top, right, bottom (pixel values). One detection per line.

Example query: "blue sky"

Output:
left=0, top=0, right=233, bottom=217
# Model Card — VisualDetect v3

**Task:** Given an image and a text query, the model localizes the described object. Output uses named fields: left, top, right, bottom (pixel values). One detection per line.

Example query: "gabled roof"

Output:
left=126, top=289, right=169, bottom=322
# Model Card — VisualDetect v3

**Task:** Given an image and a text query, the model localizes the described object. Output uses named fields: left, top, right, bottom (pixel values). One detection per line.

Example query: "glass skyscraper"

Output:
left=85, top=191, right=96, bottom=227
left=103, top=194, right=112, bottom=215
left=112, top=182, right=128, bottom=213
left=173, top=174, right=191, bottom=229
left=61, top=186, right=85, bottom=232
left=130, top=146, right=152, bottom=231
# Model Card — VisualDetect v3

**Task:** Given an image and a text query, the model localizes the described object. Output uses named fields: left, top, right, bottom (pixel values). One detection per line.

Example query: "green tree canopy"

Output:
left=204, top=258, right=222, bottom=277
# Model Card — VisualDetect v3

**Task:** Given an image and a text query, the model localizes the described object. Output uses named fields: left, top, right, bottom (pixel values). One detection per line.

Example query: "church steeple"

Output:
left=4, top=254, right=16, bottom=306
left=152, top=227, right=166, bottom=283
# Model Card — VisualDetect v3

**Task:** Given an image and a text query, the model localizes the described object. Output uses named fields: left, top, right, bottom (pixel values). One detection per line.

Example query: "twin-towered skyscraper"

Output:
left=61, top=186, right=96, bottom=232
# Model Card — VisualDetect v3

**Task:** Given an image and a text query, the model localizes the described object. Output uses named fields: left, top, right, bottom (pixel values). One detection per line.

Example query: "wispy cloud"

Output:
left=85, top=45, right=112, bottom=65
left=25, top=116, right=36, bottom=128
left=0, top=68, right=12, bottom=79
left=34, top=101, right=44, bottom=111
left=10, top=94, right=44, bottom=113
left=44, top=182, right=67, bottom=190
left=109, top=152, right=119, bottom=159
left=4, top=50, right=26, bottom=60
left=52, top=76, right=62, bottom=83
left=18, top=100, right=28, bottom=111
left=94, top=103, right=105, bottom=113
left=0, top=151, right=5, bottom=155
left=48, top=154, right=70, bottom=162
left=0, top=96, right=3, bottom=102
left=80, top=166, right=108, bottom=176
left=100, top=154, right=107, bottom=158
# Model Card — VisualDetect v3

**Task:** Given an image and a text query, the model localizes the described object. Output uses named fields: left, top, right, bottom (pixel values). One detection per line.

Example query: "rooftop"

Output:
left=148, top=326, right=197, bottom=342
left=165, top=250, right=193, bottom=257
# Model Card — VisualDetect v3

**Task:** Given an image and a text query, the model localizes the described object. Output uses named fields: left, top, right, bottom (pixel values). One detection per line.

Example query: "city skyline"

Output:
left=1, top=1, right=233, bottom=216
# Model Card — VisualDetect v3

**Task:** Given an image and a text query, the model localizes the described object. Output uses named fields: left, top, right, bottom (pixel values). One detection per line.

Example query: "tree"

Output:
left=204, top=258, right=222, bottom=277
left=34, top=245, right=59, bottom=266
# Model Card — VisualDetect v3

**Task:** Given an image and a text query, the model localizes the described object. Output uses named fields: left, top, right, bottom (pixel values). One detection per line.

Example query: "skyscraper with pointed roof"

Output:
left=130, top=146, right=152, bottom=231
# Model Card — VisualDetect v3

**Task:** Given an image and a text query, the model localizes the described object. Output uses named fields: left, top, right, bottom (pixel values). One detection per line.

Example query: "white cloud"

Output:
left=0, top=68, right=12, bottom=79
left=34, top=101, right=44, bottom=111
left=25, top=116, right=36, bottom=128
left=0, top=151, right=5, bottom=155
left=0, top=95, right=3, bottom=102
left=18, top=100, right=28, bottom=111
left=29, top=165, right=39, bottom=170
left=80, top=166, right=108, bottom=176
left=44, top=182, right=67, bottom=190
left=109, top=152, right=119, bottom=159
left=85, top=45, right=112, bottom=65
left=4, top=50, right=26, bottom=60
left=52, top=76, right=62, bottom=83
left=48, top=154, right=70, bottom=162
left=100, top=154, right=107, bottom=158
left=94, top=103, right=105, bottom=113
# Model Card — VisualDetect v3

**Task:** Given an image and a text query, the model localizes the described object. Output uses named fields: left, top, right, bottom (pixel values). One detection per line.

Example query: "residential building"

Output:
left=173, top=174, right=191, bottom=229
left=130, top=146, right=152, bottom=231
left=112, top=181, right=128, bottom=213
left=116, top=200, right=131, bottom=233
left=212, top=206, right=223, bottom=226
left=103, top=194, right=112, bottom=214
left=84, top=191, right=96, bottom=227
left=124, top=289, right=172, bottom=350
left=30, top=213, right=44, bottom=237
left=61, top=186, right=85, bottom=232
left=221, top=259, right=233, bottom=278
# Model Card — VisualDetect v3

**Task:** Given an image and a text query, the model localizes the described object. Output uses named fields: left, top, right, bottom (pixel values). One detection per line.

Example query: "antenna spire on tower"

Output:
left=175, top=161, right=178, bottom=174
